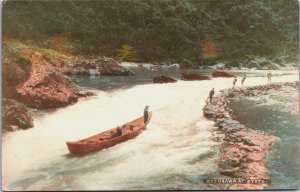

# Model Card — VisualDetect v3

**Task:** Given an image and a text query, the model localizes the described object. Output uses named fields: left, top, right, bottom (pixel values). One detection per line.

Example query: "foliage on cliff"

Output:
left=2, top=39, right=71, bottom=97
left=3, top=0, right=299, bottom=64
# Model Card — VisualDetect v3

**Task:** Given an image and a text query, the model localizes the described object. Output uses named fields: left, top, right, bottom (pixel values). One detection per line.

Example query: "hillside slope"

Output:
left=3, top=0, right=299, bottom=64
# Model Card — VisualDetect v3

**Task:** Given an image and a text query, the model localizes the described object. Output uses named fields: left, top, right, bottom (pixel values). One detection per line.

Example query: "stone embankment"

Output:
left=203, top=81, right=298, bottom=190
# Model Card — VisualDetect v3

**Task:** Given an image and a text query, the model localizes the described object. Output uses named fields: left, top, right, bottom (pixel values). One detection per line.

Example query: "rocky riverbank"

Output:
left=63, top=56, right=134, bottom=76
left=2, top=40, right=133, bottom=131
left=203, top=81, right=298, bottom=190
left=2, top=99, right=34, bottom=131
left=200, top=56, right=298, bottom=71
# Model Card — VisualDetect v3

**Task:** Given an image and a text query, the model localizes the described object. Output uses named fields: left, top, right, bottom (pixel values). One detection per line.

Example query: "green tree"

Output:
left=117, top=44, right=137, bottom=61
left=2, top=0, right=299, bottom=63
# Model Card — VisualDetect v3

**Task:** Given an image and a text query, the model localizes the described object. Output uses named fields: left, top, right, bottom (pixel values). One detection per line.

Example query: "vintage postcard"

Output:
left=2, top=0, right=299, bottom=191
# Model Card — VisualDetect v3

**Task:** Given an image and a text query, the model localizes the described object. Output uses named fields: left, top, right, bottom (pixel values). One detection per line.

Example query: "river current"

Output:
left=2, top=65, right=298, bottom=190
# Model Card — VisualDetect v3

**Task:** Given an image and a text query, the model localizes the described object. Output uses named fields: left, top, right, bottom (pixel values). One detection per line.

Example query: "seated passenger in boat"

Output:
left=116, top=126, right=122, bottom=136
left=110, top=126, right=123, bottom=139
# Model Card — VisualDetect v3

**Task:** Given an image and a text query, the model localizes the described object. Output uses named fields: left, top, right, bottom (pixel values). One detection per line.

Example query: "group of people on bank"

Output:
left=232, top=74, right=246, bottom=89
left=207, top=71, right=273, bottom=103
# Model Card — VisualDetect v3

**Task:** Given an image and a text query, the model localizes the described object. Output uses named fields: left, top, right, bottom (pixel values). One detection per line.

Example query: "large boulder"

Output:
left=16, top=66, right=81, bottom=109
left=246, top=58, right=279, bottom=70
left=212, top=70, right=235, bottom=78
left=272, top=57, right=284, bottom=66
left=2, top=99, right=34, bottom=131
left=153, top=75, right=177, bottom=83
left=256, top=61, right=278, bottom=70
left=181, top=73, right=211, bottom=81
left=247, top=61, right=259, bottom=69
left=224, top=60, right=241, bottom=68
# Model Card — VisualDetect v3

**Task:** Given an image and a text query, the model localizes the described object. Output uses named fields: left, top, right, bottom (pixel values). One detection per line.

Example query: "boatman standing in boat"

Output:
left=144, top=106, right=149, bottom=123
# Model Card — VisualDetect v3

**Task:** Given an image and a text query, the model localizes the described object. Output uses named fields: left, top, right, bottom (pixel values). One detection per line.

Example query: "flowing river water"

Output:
left=230, top=99, right=299, bottom=189
left=2, top=66, right=299, bottom=190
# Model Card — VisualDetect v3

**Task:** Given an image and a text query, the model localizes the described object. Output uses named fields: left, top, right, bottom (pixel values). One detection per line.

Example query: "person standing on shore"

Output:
left=241, top=74, right=246, bottom=87
left=232, top=76, right=237, bottom=89
left=144, top=106, right=149, bottom=123
left=267, top=71, right=272, bottom=84
left=207, top=88, right=215, bottom=104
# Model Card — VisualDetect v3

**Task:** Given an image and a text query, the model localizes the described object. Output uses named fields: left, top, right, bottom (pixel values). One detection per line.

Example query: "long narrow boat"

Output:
left=66, top=113, right=152, bottom=155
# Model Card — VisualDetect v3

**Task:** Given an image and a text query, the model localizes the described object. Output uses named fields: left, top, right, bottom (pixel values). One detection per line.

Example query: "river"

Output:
left=2, top=65, right=298, bottom=190
left=230, top=98, right=299, bottom=189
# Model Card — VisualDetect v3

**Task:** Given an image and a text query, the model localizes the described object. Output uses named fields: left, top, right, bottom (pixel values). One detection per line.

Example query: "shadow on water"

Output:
left=229, top=99, right=299, bottom=189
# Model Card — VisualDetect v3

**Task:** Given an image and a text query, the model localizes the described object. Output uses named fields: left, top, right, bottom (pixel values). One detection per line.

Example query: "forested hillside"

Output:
left=3, top=0, right=299, bottom=64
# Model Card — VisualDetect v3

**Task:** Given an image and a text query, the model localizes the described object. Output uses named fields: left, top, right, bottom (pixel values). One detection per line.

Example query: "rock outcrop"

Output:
left=247, top=59, right=278, bottom=70
left=212, top=70, right=235, bottom=78
left=63, top=56, right=134, bottom=76
left=181, top=73, right=211, bottom=81
left=219, top=131, right=276, bottom=190
left=217, top=56, right=298, bottom=70
left=2, top=47, right=91, bottom=110
left=15, top=64, right=89, bottom=109
left=2, top=99, right=34, bottom=131
left=202, top=83, right=297, bottom=189
left=153, top=75, right=177, bottom=83
left=2, top=58, right=32, bottom=99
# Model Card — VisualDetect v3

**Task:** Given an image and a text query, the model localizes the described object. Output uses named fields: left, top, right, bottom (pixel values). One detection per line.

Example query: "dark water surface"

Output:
left=68, top=65, right=292, bottom=91
left=68, top=67, right=212, bottom=90
left=230, top=99, right=299, bottom=189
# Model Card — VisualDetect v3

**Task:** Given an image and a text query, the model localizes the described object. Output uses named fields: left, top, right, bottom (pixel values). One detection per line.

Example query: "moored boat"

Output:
left=66, top=113, right=152, bottom=155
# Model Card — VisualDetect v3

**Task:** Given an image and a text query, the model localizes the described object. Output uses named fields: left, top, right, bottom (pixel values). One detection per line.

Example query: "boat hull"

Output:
left=66, top=113, right=152, bottom=155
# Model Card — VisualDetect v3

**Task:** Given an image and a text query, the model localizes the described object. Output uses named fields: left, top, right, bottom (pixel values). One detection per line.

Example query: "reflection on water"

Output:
left=230, top=99, right=299, bottom=189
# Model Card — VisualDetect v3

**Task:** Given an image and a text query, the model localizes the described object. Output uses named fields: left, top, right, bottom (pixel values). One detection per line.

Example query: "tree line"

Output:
left=3, top=0, right=299, bottom=64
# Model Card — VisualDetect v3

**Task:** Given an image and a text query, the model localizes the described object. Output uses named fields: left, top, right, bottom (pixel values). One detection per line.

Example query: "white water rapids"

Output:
left=2, top=75, right=298, bottom=190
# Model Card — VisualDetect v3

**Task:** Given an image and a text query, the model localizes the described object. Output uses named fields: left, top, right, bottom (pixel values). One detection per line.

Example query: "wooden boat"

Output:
left=66, top=113, right=152, bottom=155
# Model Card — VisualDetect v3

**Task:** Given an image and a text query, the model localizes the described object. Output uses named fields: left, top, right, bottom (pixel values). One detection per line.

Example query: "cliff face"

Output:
left=2, top=40, right=130, bottom=130
left=15, top=65, right=81, bottom=109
